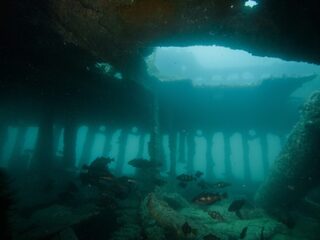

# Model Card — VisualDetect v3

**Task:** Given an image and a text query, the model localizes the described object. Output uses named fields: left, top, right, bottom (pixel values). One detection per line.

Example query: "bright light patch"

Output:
left=146, top=45, right=319, bottom=86
left=244, top=0, right=258, bottom=8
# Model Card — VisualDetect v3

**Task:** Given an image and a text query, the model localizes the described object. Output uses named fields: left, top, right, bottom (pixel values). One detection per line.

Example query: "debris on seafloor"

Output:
left=208, top=210, right=225, bottom=222
left=228, top=199, right=246, bottom=219
left=141, top=190, right=289, bottom=240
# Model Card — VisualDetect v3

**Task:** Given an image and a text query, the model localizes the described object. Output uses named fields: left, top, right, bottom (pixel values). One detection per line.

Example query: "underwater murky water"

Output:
left=1, top=1, right=320, bottom=240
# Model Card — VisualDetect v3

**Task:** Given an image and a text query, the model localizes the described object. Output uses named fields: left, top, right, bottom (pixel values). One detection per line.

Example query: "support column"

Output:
left=136, top=133, right=146, bottom=159
left=224, top=132, right=232, bottom=180
left=115, top=129, right=128, bottom=175
left=178, top=131, right=186, bottom=163
left=169, top=132, right=177, bottom=177
left=255, top=92, right=320, bottom=210
left=148, top=92, right=162, bottom=164
left=79, top=126, right=96, bottom=167
left=186, top=131, right=195, bottom=174
left=260, top=132, right=269, bottom=178
left=63, top=119, right=77, bottom=168
left=102, top=127, right=114, bottom=158
left=0, top=125, right=7, bottom=166
left=205, top=131, right=214, bottom=181
left=242, top=131, right=251, bottom=183
left=32, top=112, right=54, bottom=173
left=53, top=125, right=63, bottom=157
left=8, top=126, right=27, bottom=172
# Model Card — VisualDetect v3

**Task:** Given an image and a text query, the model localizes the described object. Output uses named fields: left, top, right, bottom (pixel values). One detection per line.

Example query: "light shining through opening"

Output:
left=244, top=0, right=258, bottom=8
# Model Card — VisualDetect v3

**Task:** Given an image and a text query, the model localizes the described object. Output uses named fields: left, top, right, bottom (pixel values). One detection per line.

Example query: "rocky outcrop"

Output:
left=255, top=91, right=320, bottom=210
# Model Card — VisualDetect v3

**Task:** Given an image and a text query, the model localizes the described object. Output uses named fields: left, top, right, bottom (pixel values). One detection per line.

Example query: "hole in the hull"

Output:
left=244, top=0, right=258, bottom=8
left=145, top=45, right=320, bottom=86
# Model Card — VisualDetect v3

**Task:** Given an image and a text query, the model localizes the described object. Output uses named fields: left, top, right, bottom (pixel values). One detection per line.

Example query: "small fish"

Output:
left=195, top=171, right=204, bottom=178
left=176, top=174, right=197, bottom=182
left=208, top=210, right=225, bottom=221
left=240, top=226, right=248, bottom=239
left=212, top=181, right=231, bottom=189
left=228, top=199, right=246, bottom=219
left=193, top=192, right=228, bottom=205
left=99, top=176, right=114, bottom=181
left=128, top=158, right=161, bottom=169
left=181, top=222, right=197, bottom=236
left=203, top=233, right=221, bottom=240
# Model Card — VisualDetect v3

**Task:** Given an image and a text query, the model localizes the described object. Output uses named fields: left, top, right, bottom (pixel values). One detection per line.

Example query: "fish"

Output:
left=203, top=233, right=221, bottom=240
left=181, top=222, right=197, bottom=236
left=212, top=181, right=231, bottom=189
left=239, top=226, right=248, bottom=239
left=193, top=192, right=228, bottom=205
left=228, top=199, right=246, bottom=219
left=128, top=158, right=161, bottom=169
left=195, top=171, right=204, bottom=178
left=176, top=174, right=197, bottom=182
left=208, top=210, right=225, bottom=221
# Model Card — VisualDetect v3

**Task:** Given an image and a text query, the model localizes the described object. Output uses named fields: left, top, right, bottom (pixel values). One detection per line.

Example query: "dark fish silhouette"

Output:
left=240, top=226, right=248, bottom=239
left=176, top=174, right=197, bottom=182
left=228, top=199, right=246, bottom=219
left=128, top=158, right=160, bottom=169
left=203, top=233, right=221, bottom=240
left=195, top=171, right=204, bottom=178
left=193, top=192, right=228, bottom=205
left=208, top=210, right=225, bottom=221
left=181, top=222, right=197, bottom=236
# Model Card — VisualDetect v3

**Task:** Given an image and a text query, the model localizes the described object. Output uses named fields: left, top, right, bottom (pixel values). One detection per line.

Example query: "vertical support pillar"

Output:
left=242, top=131, right=251, bottom=183
left=178, top=131, right=186, bottom=163
left=205, top=131, right=214, bottom=181
left=224, top=132, right=232, bottom=180
left=136, top=133, right=146, bottom=159
left=115, top=128, right=128, bottom=175
left=148, top=92, right=162, bottom=164
left=53, top=125, right=63, bottom=157
left=8, top=126, right=27, bottom=172
left=169, top=132, right=177, bottom=177
left=102, top=127, right=114, bottom=157
left=63, top=119, right=77, bottom=168
left=33, top=112, right=54, bottom=173
left=0, top=124, right=8, bottom=166
left=186, top=131, right=195, bottom=174
left=79, top=126, right=96, bottom=167
left=260, top=132, right=269, bottom=178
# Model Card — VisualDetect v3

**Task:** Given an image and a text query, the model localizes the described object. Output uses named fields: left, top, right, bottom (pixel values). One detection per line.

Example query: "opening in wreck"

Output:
left=2, top=1, right=320, bottom=239
left=2, top=45, right=320, bottom=181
